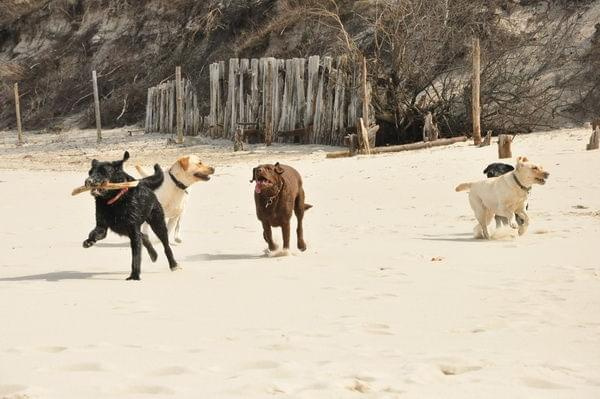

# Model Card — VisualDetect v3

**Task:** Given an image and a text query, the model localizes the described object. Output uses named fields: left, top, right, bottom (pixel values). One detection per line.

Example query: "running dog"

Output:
left=83, top=151, right=178, bottom=280
left=456, top=157, right=549, bottom=239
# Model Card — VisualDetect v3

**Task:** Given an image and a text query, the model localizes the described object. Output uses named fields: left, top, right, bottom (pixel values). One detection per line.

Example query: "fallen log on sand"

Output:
left=72, top=181, right=139, bottom=196
left=326, top=136, right=468, bottom=159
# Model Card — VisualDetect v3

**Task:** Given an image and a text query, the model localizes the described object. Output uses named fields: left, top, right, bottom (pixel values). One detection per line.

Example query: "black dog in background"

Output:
left=83, top=151, right=178, bottom=280
left=483, top=162, right=527, bottom=228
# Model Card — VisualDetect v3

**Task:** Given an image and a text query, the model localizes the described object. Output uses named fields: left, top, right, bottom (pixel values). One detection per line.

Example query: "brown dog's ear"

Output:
left=274, top=162, right=284, bottom=174
left=250, top=167, right=257, bottom=182
left=123, top=151, right=130, bottom=162
left=91, top=159, right=98, bottom=167
left=178, top=156, right=190, bottom=171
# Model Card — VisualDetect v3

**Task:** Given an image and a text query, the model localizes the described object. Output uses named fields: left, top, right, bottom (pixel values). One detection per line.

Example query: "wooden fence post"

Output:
left=587, top=127, right=599, bottom=150
left=498, top=134, right=513, bottom=158
left=472, top=37, right=482, bottom=145
left=264, top=59, right=274, bottom=146
left=92, top=70, right=102, bottom=143
left=175, top=66, right=184, bottom=144
left=14, top=83, right=23, bottom=145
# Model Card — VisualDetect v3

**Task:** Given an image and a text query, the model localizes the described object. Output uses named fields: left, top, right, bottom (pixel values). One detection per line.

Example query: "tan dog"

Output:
left=455, top=156, right=549, bottom=239
left=136, top=155, right=215, bottom=243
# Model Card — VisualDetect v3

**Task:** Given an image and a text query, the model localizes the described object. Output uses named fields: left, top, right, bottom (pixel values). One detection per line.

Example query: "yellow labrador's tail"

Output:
left=455, top=182, right=472, bottom=192
left=135, top=165, right=149, bottom=178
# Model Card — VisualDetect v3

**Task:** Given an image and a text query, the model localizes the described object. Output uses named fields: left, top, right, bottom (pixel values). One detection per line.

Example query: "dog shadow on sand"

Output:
left=185, top=253, right=264, bottom=262
left=420, top=233, right=484, bottom=243
left=0, top=271, right=130, bottom=282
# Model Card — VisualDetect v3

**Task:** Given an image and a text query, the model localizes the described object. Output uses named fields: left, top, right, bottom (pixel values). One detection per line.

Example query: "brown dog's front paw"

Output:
left=82, top=239, right=95, bottom=248
left=298, top=241, right=307, bottom=251
left=126, top=274, right=140, bottom=281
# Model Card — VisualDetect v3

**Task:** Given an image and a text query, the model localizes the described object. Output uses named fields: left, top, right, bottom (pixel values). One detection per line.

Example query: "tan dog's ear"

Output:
left=516, top=156, right=528, bottom=168
left=178, top=156, right=190, bottom=171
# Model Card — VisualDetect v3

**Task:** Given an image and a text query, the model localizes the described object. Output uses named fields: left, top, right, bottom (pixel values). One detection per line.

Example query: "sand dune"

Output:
left=0, top=128, right=599, bottom=398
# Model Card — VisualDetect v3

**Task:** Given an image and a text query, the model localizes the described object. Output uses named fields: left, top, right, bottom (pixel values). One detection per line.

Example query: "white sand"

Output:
left=0, top=128, right=599, bottom=398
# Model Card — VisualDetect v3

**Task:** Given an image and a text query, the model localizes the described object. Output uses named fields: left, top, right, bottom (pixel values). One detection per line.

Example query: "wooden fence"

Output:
left=208, top=55, right=368, bottom=145
left=145, top=78, right=202, bottom=136
left=145, top=55, right=370, bottom=145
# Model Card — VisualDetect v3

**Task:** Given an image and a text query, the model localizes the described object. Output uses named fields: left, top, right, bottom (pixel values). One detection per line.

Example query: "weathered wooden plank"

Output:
left=250, top=58, right=259, bottom=125
left=239, top=59, right=249, bottom=125
left=305, top=55, right=319, bottom=135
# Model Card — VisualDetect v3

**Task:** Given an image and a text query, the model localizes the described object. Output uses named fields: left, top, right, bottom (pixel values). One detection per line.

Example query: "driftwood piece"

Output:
left=326, top=136, right=468, bottom=159
left=498, top=134, right=513, bottom=158
left=72, top=181, right=139, bottom=196
left=480, top=130, right=492, bottom=147
left=587, top=128, right=599, bottom=150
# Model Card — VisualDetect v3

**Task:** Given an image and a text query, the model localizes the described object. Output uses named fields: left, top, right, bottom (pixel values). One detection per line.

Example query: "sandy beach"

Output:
left=1, top=128, right=599, bottom=398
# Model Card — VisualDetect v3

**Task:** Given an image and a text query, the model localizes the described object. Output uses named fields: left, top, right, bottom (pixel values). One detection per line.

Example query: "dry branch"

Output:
left=71, top=181, right=139, bottom=196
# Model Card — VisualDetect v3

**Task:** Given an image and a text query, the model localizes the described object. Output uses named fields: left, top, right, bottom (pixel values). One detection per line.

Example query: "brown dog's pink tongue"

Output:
left=255, top=182, right=261, bottom=194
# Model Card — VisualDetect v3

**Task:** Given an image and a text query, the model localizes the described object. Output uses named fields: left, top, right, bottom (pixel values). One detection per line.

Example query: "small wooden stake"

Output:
left=14, top=83, right=23, bottom=145
left=472, top=37, right=482, bottom=145
left=175, top=66, right=184, bottom=144
left=359, top=117, right=371, bottom=154
left=480, top=130, right=492, bottom=147
left=92, top=70, right=102, bottom=143
left=498, top=134, right=513, bottom=158
left=587, top=128, right=599, bottom=150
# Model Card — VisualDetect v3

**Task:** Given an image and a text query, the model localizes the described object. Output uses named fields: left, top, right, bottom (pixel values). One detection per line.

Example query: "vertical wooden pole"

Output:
left=175, top=66, right=184, bottom=143
left=472, top=37, right=482, bottom=145
left=14, top=83, right=23, bottom=145
left=361, top=55, right=369, bottom=130
left=92, top=70, right=102, bottom=143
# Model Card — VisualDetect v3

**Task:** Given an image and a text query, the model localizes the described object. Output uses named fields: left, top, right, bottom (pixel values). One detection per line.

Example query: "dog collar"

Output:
left=169, top=169, right=189, bottom=193
left=107, top=188, right=129, bottom=205
left=265, top=182, right=284, bottom=208
left=512, top=174, right=531, bottom=193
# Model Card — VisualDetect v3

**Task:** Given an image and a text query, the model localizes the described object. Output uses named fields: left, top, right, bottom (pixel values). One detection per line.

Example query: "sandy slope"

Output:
left=0, top=128, right=599, bottom=398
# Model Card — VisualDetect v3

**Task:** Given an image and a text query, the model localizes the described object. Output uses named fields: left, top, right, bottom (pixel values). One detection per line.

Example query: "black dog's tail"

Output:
left=139, top=164, right=164, bottom=190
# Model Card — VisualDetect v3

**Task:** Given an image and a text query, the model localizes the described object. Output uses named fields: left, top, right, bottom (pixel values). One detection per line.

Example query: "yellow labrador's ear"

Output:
left=178, top=156, right=190, bottom=171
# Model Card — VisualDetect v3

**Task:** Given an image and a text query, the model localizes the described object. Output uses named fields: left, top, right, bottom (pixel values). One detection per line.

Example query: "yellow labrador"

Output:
left=136, top=155, right=214, bottom=243
left=455, top=156, right=549, bottom=239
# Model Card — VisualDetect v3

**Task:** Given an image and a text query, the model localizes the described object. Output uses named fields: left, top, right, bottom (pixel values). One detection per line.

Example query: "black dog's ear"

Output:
left=274, top=162, right=284, bottom=174
left=123, top=151, right=130, bottom=162
left=91, top=159, right=99, bottom=167
left=250, top=167, right=257, bottom=182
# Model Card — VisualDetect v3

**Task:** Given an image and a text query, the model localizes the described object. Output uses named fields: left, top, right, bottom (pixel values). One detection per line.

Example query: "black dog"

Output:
left=83, top=151, right=178, bottom=280
left=483, top=162, right=527, bottom=227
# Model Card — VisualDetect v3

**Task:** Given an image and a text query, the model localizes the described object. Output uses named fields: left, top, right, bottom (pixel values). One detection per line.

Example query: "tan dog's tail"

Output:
left=135, top=165, right=149, bottom=178
left=455, top=182, right=472, bottom=192
left=304, top=203, right=313, bottom=211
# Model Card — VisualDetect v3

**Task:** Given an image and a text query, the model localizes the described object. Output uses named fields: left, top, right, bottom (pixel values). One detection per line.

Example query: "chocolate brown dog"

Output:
left=251, top=163, right=312, bottom=254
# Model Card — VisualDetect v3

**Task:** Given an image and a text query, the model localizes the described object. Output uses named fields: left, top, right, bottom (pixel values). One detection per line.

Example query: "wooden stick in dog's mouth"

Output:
left=71, top=181, right=139, bottom=196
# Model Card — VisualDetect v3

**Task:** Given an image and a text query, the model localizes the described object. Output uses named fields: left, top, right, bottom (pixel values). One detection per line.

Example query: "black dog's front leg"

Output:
left=83, top=226, right=107, bottom=248
left=127, top=230, right=142, bottom=280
